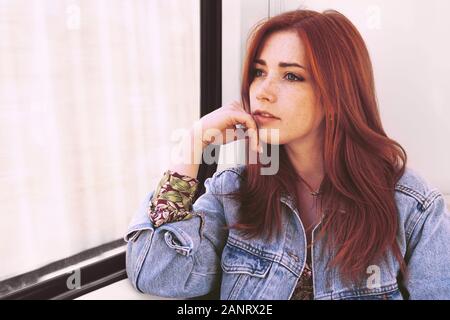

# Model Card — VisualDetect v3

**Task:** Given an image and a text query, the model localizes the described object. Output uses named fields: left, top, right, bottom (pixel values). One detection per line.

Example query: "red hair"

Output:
left=226, top=9, right=408, bottom=284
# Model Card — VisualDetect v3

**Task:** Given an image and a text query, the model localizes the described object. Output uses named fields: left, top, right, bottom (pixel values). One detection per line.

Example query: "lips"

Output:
left=252, top=111, right=280, bottom=126
left=252, top=110, right=280, bottom=119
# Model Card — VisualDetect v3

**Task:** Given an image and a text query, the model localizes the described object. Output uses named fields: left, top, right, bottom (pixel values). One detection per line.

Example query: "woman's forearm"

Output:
left=168, top=126, right=207, bottom=179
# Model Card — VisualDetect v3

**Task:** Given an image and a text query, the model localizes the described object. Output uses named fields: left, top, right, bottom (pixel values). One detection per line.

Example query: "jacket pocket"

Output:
left=164, top=231, right=192, bottom=256
left=220, top=242, right=273, bottom=299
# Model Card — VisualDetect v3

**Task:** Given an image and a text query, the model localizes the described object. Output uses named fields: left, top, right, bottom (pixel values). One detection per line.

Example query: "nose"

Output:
left=255, top=78, right=277, bottom=103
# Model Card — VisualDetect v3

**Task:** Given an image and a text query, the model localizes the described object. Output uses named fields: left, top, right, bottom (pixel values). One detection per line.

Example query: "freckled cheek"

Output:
left=279, top=112, right=315, bottom=136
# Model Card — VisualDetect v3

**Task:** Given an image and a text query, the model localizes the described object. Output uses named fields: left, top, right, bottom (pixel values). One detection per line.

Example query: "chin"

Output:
left=258, top=136, right=285, bottom=145
left=257, top=128, right=283, bottom=145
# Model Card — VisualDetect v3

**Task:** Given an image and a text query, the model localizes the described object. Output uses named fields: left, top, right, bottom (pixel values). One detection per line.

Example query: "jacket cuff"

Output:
left=156, top=212, right=205, bottom=256
left=149, top=170, right=199, bottom=227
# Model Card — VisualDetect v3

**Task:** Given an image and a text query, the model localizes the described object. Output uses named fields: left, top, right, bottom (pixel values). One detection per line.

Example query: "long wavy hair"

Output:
left=225, top=9, right=408, bottom=284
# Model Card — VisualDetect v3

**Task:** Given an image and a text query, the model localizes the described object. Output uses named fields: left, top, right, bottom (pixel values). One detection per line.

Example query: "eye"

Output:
left=251, top=68, right=305, bottom=82
left=285, top=72, right=304, bottom=82
left=252, top=68, right=264, bottom=77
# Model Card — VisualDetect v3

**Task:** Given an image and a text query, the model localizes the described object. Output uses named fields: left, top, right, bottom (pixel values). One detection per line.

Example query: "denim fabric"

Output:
left=124, top=165, right=450, bottom=300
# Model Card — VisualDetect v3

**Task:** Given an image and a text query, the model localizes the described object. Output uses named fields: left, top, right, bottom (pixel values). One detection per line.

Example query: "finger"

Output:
left=232, top=112, right=259, bottom=153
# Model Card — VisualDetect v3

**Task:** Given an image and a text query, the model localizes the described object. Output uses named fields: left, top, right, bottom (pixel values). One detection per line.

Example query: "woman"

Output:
left=124, top=9, right=450, bottom=299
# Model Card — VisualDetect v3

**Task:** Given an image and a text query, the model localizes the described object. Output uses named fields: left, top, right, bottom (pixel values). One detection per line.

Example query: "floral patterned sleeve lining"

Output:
left=148, top=170, right=200, bottom=228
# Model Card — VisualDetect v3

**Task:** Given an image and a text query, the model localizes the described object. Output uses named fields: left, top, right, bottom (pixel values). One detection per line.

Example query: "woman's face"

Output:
left=249, top=30, right=325, bottom=145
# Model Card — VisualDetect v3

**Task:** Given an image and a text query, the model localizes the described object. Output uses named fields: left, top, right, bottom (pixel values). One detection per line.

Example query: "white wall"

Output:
left=275, top=0, right=450, bottom=199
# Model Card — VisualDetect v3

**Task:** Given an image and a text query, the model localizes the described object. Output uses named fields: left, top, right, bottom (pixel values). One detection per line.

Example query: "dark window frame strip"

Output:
left=0, top=240, right=126, bottom=300
left=194, top=0, right=222, bottom=203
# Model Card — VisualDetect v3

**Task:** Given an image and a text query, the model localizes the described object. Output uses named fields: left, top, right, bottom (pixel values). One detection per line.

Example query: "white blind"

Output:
left=0, top=0, right=200, bottom=279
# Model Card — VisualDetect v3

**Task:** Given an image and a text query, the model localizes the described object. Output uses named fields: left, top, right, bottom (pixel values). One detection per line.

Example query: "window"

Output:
left=0, top=0, right=200, bottom=295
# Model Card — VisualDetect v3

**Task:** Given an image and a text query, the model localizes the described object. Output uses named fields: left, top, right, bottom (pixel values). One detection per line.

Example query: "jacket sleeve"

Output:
left=403, top=192, right=450, bottom=299
left=124, top=171, right=228, bottom=298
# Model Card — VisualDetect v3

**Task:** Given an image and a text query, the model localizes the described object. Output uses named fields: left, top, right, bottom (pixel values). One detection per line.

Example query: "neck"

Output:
left=284, top=135, right=324, bottom=191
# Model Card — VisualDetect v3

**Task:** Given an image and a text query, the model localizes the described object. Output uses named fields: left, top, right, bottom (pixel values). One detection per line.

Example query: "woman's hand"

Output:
left=194, top=100, right=261, bottom=153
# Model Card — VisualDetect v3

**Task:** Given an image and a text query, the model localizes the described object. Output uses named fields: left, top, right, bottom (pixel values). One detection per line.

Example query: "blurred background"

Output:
left=0, top=0, right=449, bottom=299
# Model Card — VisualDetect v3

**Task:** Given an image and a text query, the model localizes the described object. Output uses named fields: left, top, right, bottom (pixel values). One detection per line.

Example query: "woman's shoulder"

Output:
left=394, top=166, right=443, bottom=209
left=209, top=165, right=246, bottom=184
left=394, top=166, right=448, bottom=235
left=212, top=164, right=246, bottom=179
left=209, top=164, right=447, bottom=212
left=205, top=164, right=246, bottom=194
left=394, top=167, right=450, bottom=262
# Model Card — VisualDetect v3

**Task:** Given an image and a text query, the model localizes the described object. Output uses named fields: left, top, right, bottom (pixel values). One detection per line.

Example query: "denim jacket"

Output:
left=124, top=165, right=450, bottom=300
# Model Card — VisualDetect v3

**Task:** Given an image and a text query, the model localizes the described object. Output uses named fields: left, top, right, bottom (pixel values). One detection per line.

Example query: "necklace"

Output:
left=297, top=175, right=322, bottom=197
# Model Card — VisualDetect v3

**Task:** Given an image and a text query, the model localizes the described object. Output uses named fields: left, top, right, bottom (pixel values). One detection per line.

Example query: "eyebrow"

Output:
left=253, top=59, right=306, bottom=70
